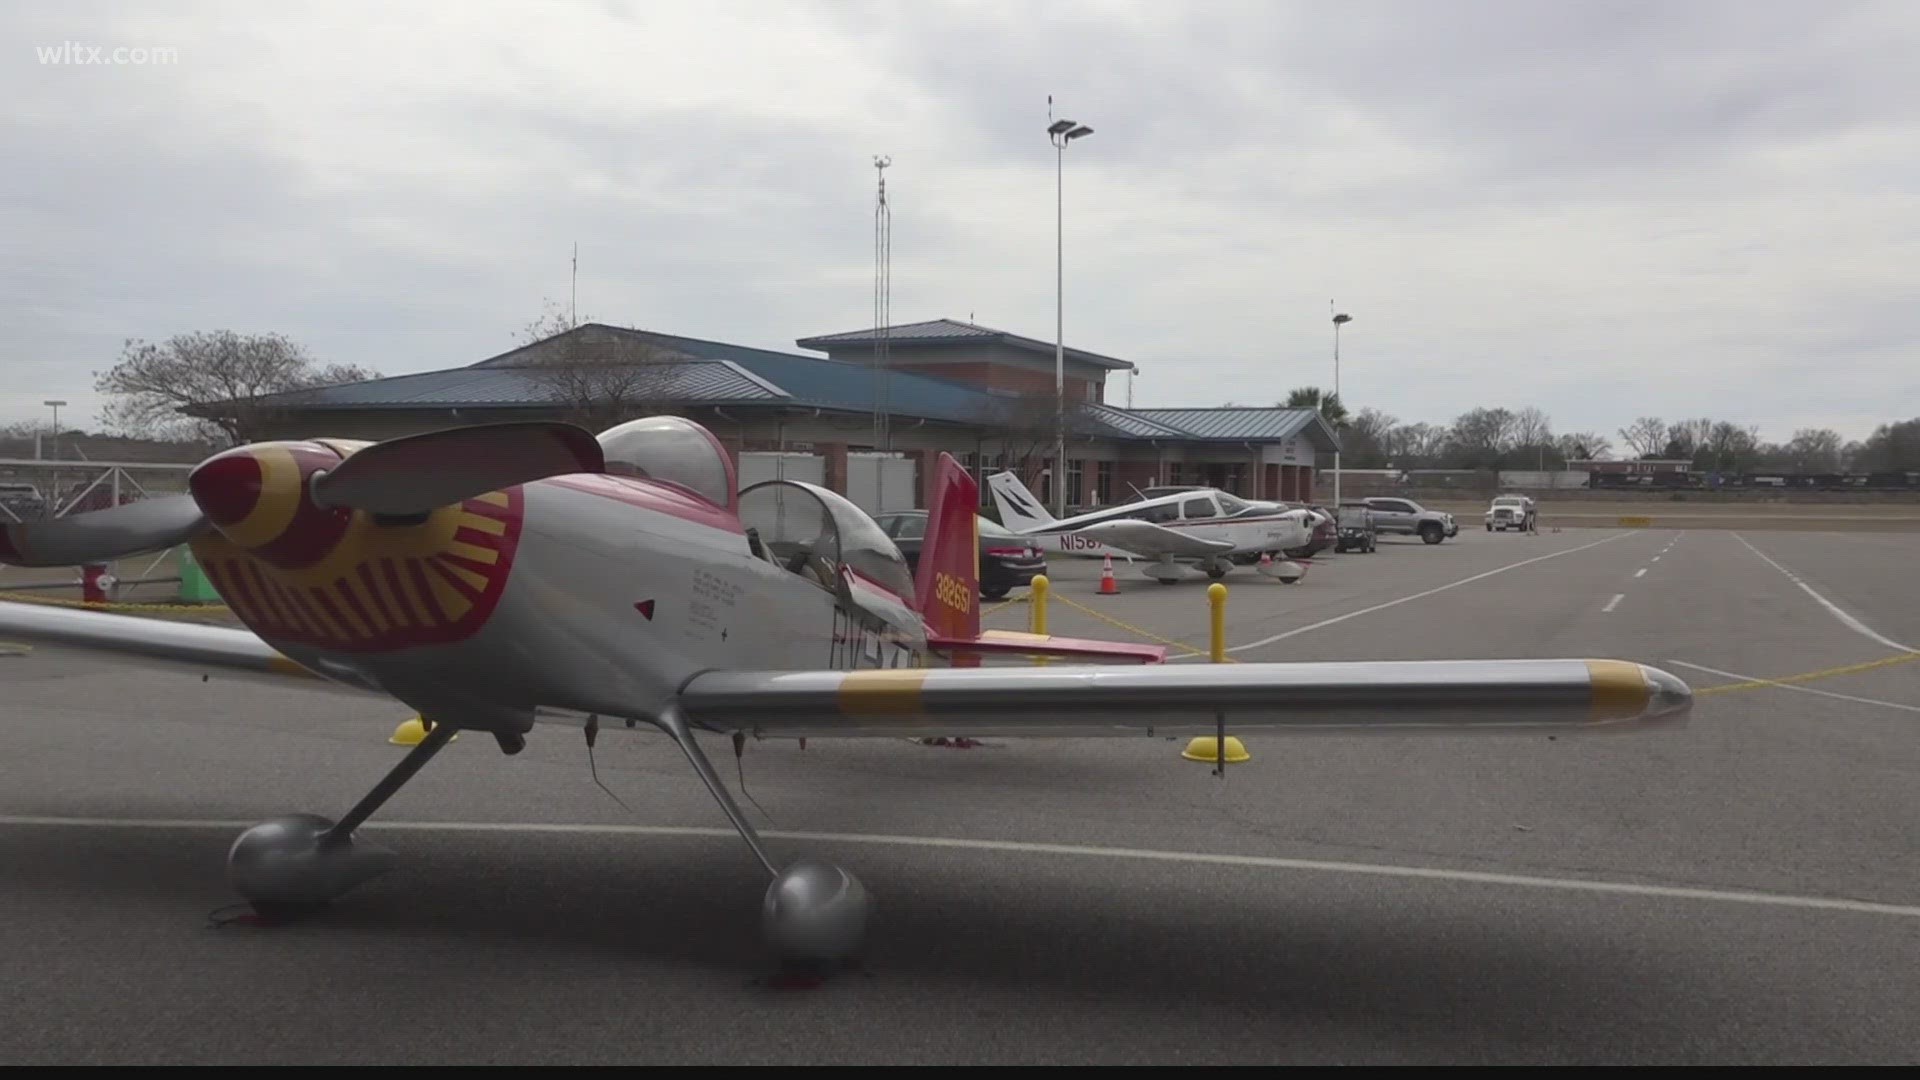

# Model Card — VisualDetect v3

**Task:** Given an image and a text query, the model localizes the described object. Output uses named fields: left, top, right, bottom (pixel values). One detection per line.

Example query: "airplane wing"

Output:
left=1072, top=518, right=1234, bottom=558
left=0, top=600, right=374, bottom=690
left=676, top=660, right=1692, bottom=739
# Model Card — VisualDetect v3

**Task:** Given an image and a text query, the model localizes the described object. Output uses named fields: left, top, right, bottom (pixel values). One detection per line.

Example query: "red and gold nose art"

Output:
left=187, top=440, right=524, bottom=653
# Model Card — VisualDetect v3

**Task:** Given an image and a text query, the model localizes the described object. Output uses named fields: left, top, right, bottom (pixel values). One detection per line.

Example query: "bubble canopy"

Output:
left=596, top=416, right=737, bottom=510
left=738, top=479, right=918, bottom=604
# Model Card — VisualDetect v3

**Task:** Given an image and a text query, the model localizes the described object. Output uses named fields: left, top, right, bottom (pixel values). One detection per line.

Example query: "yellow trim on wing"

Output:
left=838, top=670, right=929, bottom=716
left=1586, top=659, right=1650, bottom=720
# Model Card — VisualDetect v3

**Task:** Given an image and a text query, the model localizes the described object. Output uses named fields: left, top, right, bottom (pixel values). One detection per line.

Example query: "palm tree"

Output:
left=1284, top=386, right=1347, bottom=427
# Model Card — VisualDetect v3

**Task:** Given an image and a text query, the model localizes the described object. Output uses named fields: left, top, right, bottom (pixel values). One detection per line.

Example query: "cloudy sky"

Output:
left=5, top=0, right=1915, bottom=445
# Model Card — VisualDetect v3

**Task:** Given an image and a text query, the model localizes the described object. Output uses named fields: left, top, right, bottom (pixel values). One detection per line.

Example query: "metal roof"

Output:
left=725, top=351, right=1006, bottom=427
left=795, top=318, right=1137, bottom=371
left=1129, top=408, right=1341, bottom=449
left=199, top=324, right=1335, bottom=449
left=208, top=361, right=785, bottom=411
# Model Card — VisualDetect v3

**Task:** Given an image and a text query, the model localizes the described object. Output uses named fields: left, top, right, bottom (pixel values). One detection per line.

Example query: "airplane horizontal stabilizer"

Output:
left=926, top=629, right=1167, bottom=664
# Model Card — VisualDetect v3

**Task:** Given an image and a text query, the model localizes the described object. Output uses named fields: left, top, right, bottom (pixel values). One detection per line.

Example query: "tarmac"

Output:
left=1, top=526, right=1916, bottom=1064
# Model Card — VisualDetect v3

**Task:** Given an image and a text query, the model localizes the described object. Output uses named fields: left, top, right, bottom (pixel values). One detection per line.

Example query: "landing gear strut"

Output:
left=655, top=706, right=869, bottom=971
left=227, top=719, right=459, bottom=921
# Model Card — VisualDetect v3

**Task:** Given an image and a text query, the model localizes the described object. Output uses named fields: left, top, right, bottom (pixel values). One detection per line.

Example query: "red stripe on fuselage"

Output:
left=542, top=474, right=744, bottom=534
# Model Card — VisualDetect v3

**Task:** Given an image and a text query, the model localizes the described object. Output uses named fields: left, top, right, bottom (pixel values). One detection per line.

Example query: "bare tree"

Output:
left=93, top=330, right=379, bottom=446
left=1557, top=431, right=1611, bottom=461
left=1339, top=407, right=1399, bottom=468
left=980, top=394, right=1099, bottom=499
left=1618, top=416, right=1667, bottom=459
left=512, top=299, right=686, bottom=428
left=1784, top=428, right=1844, bottom=473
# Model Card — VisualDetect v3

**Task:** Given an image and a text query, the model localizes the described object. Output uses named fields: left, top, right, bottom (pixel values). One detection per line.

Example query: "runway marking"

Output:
left=1735, top=533, right=1915, bottom=653
left=5, top=812, right=1920, bottom=920
left=1651, top=556, right=1661, bottom=562
left=1675, top=655, right=1920, bottom=712
left=1224, top=532, right=1635, bottom=654
left=1603, top=594, right=1624, bottom=613
left=1634, top=568, right=1648, bottom=578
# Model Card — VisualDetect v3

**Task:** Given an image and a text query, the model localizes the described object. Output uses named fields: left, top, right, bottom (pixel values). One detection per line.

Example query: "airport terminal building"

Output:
left=207, top=318, right=1339, bottom=515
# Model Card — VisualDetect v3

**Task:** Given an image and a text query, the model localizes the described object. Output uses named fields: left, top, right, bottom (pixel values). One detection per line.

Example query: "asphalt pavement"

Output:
left=1, top=525, right=1916, bottom=1064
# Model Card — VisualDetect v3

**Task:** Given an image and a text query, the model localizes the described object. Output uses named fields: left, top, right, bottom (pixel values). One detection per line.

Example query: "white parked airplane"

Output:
left=986, top=471, right=1317, bottom=584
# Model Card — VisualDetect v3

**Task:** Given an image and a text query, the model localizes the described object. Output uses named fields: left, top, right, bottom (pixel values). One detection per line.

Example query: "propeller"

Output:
left=0, top=494, right=208, bottom=568
left=1, top=421, right=607, bottom=573
left=309, top=421, right=604, bottom=518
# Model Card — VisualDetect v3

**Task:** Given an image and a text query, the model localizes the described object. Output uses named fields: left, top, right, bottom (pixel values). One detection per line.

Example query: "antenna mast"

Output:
left=571, top=242, right=578, bottom=326
left=873, top=156, right=893, bottom=457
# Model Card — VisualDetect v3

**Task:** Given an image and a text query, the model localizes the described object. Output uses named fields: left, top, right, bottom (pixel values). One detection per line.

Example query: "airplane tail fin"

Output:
left=915, top=452, right=981, bottom=642
left=987, top=470, right=1055, bottom=532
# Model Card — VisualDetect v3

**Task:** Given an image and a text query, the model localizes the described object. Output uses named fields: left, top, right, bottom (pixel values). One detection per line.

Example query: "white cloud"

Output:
left=2, top=0, right=1914, bottom=443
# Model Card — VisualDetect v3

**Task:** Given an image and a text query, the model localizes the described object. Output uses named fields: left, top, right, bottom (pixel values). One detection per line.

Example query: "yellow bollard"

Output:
left=1186, top=582, right=1247, bottom=768
left=1208, top=582, right=1227, bottom=663
left=1028, top=574, right=1050, bottom=666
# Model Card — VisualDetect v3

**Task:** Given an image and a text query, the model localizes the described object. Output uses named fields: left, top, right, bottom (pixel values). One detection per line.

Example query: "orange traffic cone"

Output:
left=1099, top=554, right=1120, bottom=595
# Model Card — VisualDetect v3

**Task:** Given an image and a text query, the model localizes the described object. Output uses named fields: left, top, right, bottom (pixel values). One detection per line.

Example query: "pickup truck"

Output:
left=1360, top=496, right=1458, bottom=544
left=1484, top=495, right=1537, bottom=532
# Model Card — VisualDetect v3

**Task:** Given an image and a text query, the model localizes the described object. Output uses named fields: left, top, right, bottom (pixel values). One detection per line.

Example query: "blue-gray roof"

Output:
left=209, top=324, right=1335, bottom=448
left=1130, top=408, right=1339, bottom=449
left=796, top=318, right=1137, bottom=371
left=217, top=361, right=783, bottom=411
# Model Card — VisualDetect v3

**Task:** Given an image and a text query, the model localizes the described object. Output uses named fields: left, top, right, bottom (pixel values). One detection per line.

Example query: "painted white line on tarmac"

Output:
left=1634, top=568, right=1648, bottom=578
left=5, top=812, right=1920, bottom=920
left=1734, top=533, right=1915, bottom=653
left=1668, top=659, right=1920, bottom=714
left=1603, top=594, right=1624, bottom=613
left=1223, top=533, right=1636, bottom=654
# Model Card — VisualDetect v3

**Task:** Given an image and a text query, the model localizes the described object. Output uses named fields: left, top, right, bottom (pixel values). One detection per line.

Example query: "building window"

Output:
left=1168, top=463, right=1183, bottom=485
left=1067, top=458, right=1083, bottom=507
left=1095, top=461, right=1112, bottom=504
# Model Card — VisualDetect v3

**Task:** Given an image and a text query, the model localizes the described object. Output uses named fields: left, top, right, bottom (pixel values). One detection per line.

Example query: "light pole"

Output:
left=1329, top=307, right=1351, bottom=508
left=1048, top=111, right=1092, bottom=516
left=43, top=399, right=65, bottom=460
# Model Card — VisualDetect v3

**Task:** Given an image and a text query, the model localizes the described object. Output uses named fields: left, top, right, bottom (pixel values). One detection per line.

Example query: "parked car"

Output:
left=0, top=482, right=47, bottom=521
left=1360, top=496, right=1458, bottom=544
left=1334, top=502, right=1378, bottom=552
left=872, top=510, right=1047, bottom=599
left=1484, top=494, right=1537, bottom=532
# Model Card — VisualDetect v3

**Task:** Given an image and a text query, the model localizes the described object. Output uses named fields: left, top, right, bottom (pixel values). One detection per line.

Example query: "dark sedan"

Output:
left=873, top=510, right=1047, bottom=600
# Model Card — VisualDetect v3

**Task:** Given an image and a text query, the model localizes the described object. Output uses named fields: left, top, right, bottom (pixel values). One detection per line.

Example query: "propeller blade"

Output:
left=0, top=494, right=209, bottom=567
left=310, top=420, right=604, bottom=517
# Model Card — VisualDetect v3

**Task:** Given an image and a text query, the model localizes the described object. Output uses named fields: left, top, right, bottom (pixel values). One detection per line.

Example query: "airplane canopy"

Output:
left=738, top=479, right=921, bottom=626
left=596, top=416, right=738, bottom=511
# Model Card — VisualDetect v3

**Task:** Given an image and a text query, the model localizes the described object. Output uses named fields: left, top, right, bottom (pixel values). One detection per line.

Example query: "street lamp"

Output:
left=1329, top=308, right=1351, bottom=508
left=43, top=399, right=65, bottom=461
left=1049, top=113, right=1093, bottom=516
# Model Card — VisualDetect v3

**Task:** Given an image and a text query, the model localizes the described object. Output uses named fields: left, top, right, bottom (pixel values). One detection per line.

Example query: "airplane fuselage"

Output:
left=190, top=473, right=924, bottom=735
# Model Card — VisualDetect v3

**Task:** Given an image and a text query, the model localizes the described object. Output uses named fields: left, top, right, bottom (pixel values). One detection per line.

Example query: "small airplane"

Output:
left=987, top=470, right=1318, bottom=584
left=0, top=416, right=1693, bottom=971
